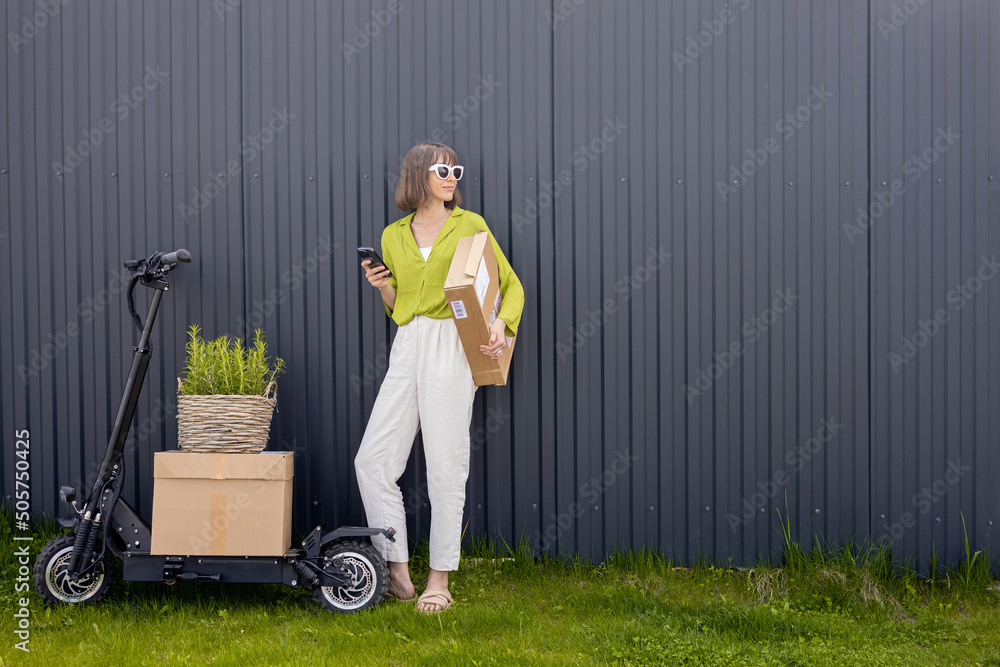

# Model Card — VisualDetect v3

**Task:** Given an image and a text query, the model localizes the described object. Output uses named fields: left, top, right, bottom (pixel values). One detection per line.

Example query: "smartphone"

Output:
left=357, top=247, right=392, bottom=277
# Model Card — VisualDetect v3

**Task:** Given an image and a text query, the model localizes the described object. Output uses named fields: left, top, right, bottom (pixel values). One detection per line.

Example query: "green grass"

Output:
left=2, top=507, right=998, bottom=667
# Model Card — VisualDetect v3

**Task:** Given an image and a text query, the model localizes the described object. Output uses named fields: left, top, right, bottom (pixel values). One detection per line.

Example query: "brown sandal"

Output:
left=416, top=588, right=453, bottom=613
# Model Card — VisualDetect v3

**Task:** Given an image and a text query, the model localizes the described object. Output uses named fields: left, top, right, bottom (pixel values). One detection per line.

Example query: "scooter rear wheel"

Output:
left=34, top=533, right=115, bottom=606
left=312, top=539, right=388, bottom=613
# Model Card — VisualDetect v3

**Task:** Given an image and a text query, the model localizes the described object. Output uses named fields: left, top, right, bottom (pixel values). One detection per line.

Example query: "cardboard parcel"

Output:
left=444, top=231, right=516, bottom=386
left=150, top=451, right=293, bottom=557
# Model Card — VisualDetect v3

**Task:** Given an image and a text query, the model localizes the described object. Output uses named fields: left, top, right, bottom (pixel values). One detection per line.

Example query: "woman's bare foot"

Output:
left=416, top=569, right=450, bottom=612
left=387, top=561, right=416, bottom=600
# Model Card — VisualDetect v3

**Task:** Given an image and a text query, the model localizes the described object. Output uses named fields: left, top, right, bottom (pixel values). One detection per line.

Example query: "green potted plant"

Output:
left=176, top=324, right=286, bottom=453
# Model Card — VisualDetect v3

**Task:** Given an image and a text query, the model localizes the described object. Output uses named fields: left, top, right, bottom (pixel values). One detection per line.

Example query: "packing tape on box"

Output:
left=212, top=455, right=225, bottom=480
left=464, top=231, right=489, bottom=278
left=210, top=492, right=226, bottom=555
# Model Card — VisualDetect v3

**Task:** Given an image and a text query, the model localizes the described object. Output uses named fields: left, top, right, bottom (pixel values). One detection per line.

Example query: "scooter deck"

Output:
left=122, top=552, right=306, bottom=586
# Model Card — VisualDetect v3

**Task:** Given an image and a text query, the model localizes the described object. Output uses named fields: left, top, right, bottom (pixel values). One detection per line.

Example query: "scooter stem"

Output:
left=93, top=287, right=164, bottom=494
left=67, top=283, right=165, bottom=576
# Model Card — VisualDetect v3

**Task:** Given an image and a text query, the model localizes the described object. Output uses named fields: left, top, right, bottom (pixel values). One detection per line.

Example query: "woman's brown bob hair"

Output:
left=395, top=142, right=462, bottom=211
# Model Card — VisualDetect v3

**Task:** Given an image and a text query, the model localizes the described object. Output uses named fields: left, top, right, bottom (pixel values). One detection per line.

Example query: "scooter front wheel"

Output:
left=312, top=539, right=388, bottom=613
left=34, top=533, right=115, bottom=606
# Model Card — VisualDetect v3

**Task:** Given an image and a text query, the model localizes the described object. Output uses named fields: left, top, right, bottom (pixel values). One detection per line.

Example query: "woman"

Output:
left=356, top=142, right=524, bottom=613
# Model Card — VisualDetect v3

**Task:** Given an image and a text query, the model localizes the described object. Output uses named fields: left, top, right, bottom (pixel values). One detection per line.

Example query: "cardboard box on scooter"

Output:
left=443, top=231, right=516, bottom=386
left=150, top=451, right=293, bottom=557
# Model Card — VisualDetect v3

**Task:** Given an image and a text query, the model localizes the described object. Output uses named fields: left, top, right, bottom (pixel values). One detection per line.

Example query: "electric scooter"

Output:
left=33, top=249, right=394, bottom=613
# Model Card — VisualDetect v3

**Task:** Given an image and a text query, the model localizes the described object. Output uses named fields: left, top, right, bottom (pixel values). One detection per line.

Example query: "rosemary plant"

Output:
left=180, top=324, right=285, bottom=396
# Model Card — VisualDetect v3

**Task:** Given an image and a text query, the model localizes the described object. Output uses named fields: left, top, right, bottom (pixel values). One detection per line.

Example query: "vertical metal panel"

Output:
left=1, top=2, right=39, bottom=512
left=554, top=0, right=603, bottom=560
left=1, top=0, right=995, bottom=573
left=632, top=0, right=659, bottom=555
left=988, top=0, right=1000, bottom=565
left=0, top=3, right=9, bottom=483
left=870, top=0, right=998, bottom=571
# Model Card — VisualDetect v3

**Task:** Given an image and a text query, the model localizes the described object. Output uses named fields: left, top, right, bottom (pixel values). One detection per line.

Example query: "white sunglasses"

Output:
left=428, top=163, right=464, bottom=180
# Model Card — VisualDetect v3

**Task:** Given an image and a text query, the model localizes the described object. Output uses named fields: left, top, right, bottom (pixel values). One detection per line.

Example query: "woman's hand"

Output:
left=362, top=259, right=396, bottom=311
left=480, top=318, right=507, bottom=359
left=361, top=259, right=392, bottom=288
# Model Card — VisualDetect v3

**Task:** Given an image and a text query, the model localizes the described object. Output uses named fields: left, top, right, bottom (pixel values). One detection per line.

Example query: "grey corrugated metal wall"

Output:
left=869, top=0, right=999, bottom=570
left=1, top=0, right=996, bottom=573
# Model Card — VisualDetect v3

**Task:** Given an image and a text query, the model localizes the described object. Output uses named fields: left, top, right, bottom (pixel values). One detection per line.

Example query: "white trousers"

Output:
left=354, top=315, right=477, bottom=571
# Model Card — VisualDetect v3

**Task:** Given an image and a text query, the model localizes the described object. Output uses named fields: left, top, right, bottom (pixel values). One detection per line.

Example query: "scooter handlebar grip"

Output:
left=161, top=249, right=192, bottom=265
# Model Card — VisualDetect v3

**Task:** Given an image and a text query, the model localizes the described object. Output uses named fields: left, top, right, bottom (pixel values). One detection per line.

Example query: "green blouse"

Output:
left=380, top=206, right=525, bottom=337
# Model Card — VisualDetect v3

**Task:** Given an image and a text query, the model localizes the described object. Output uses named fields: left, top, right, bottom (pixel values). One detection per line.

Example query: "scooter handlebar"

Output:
left=161, top=249, right=192, bottom=265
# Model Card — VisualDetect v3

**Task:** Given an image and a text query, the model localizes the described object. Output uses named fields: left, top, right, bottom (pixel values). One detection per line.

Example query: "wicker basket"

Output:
left=176, top=378, right=278, bottom=453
